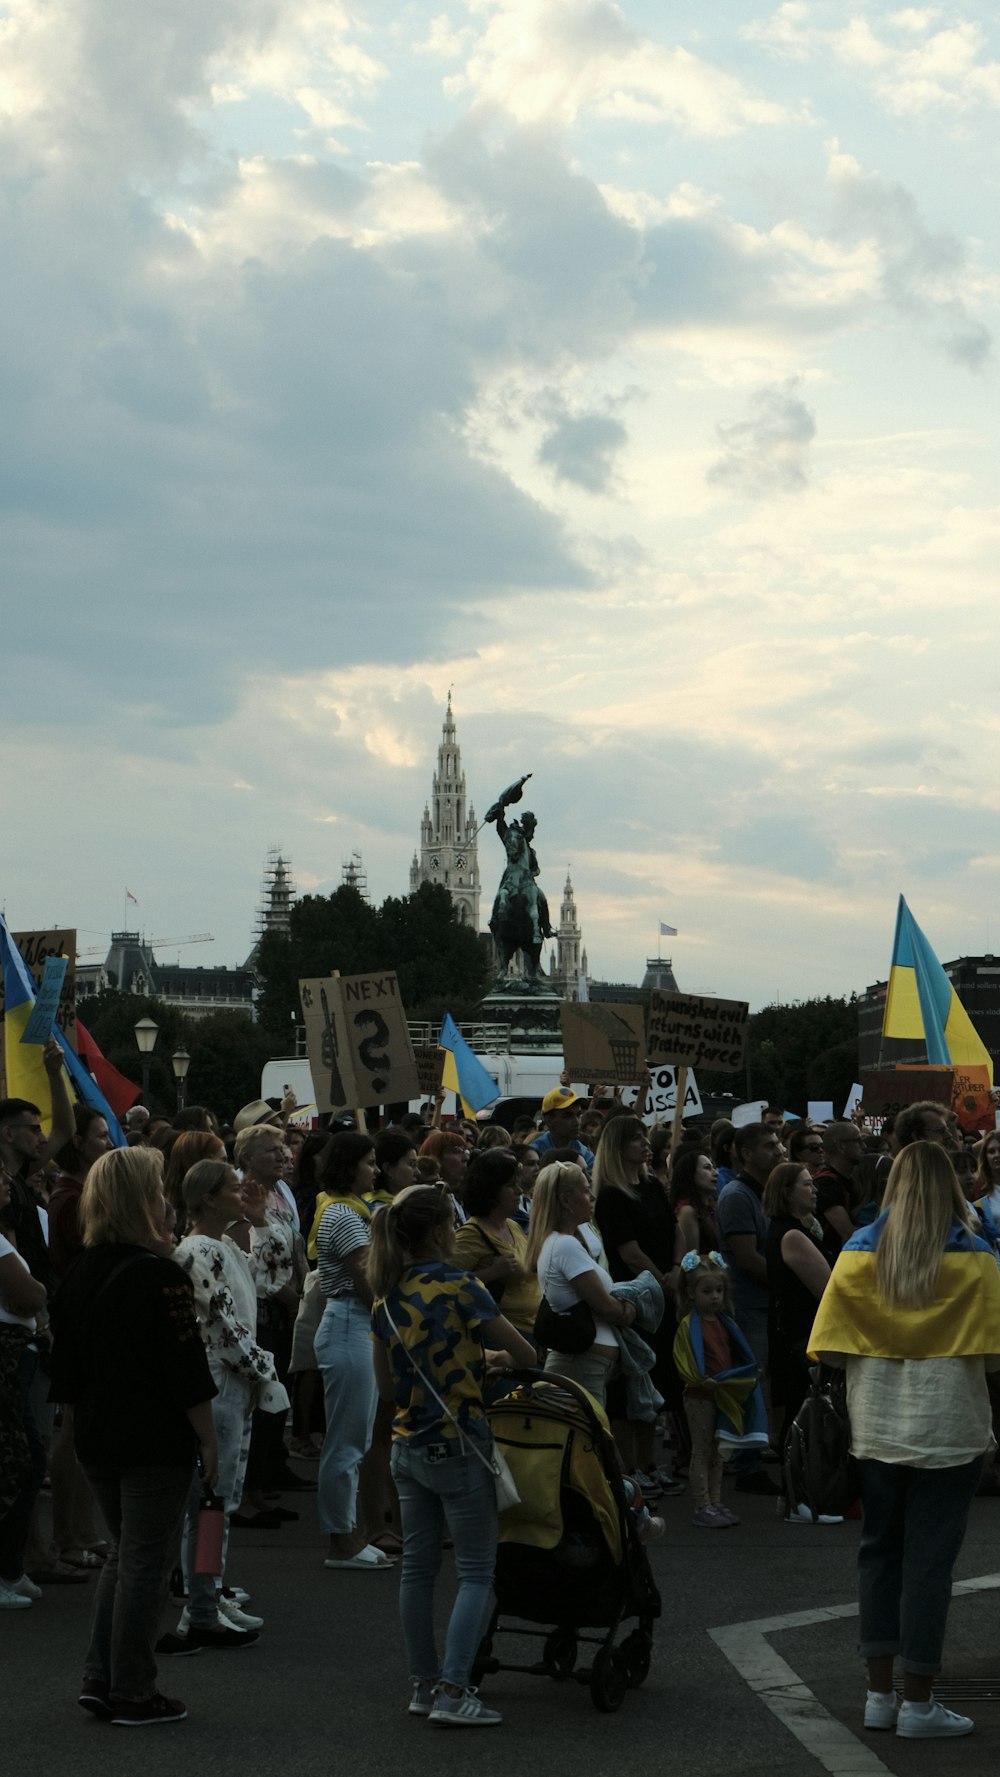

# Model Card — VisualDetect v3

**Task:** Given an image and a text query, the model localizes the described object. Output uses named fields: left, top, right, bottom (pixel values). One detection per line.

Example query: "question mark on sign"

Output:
left=354, top=1010, right=391, bottom=1096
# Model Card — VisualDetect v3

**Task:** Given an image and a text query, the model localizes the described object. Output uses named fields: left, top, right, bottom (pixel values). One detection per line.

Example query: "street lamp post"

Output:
left=133, top=1016, right=159, bottom=1105
left=171, top=1045, right=191, bottom=1113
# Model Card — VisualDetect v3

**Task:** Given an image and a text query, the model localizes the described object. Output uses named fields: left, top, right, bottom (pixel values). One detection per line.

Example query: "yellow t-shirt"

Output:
left=453, top=1218, right=540, bottom=1338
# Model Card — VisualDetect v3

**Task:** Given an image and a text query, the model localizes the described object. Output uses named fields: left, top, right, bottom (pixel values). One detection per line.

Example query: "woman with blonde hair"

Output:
left=810, top=1141, right=1000, bottom=1741
left=526, top=1161, right=636, bottom=1407
left=48, top=1147, right=217, bottom=1727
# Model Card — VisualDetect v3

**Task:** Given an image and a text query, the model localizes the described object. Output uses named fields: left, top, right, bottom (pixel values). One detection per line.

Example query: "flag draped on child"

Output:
left=882, top=894, right=993, bottom=1083
left=0, top=916, right=125, bottom=1145
left=673, top=1310, right=769, bottom=1449
left=438, top=1012, right=499, bottom=1118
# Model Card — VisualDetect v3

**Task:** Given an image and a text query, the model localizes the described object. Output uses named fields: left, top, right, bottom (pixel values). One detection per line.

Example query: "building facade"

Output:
left=547, top=872, right=590, bottom=1000
left=409, top=695, right=481, bottom=928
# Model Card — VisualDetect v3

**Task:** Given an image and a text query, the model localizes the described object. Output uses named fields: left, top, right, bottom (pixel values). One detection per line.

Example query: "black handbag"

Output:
left=533, top=1294, right=596, bottom=1355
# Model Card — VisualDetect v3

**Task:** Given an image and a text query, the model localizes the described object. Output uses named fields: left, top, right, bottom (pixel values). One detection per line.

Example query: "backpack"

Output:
left=783, top=1366, right=859, bottom=1521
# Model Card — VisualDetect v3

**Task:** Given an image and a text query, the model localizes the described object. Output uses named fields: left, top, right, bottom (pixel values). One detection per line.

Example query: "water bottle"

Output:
left=193, top=1488, right=225, bottom=1575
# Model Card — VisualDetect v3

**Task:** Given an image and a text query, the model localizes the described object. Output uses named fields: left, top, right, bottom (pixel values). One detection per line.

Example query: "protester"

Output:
left=454, top=1150, right=541, bottom=1344
left=231, top=1125, right=300, bottom=1508
left=369, top=1130, right=419, bottom=1210
left=812, top=1123, right=865, bottom=1262
left=669, top=1147, right=719, bottom=1254
left=417, top=1131, right=469, bottom=1225
left=673, top=1253, right=765, bottom=1530
left=163, top=1129, right=227, bottom=1230
left=709, top=1120, right=738, bottom=1192
left=809, top=1141, right=1000, bottom=1739
left=525, top=1161, right=637, bottom=1408
left=787, top=1124, right=826, bottom=1177
left=0, top=1172, right=49, bottom=1610
left=761, top=1163, right=830, bottom=1496
left=592, top=1117, right=685, bottom=1496
left=369, top=1184, right=535, bottom=1726
left=167, top=1159, right=291, bottom=1645
left=715, top=1122, right=783, bottom=1498
left=313, top=1132, right=391, bottom=1570
left=48, top=1146, right=218, bottom=1727
left=511, top=1142, right=541, bottom=1229
left=531, top=1087, right=595, bottom=1170
left=46, top=1107, right=114, bottom=1574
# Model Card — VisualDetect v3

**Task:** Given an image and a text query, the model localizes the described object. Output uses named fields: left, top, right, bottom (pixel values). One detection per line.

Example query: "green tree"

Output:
left=255, top=882, right=490, bottom=1051
left=80, top=990, right=192, bottom=1117
left=186, top=1013, right=273, bottom=1124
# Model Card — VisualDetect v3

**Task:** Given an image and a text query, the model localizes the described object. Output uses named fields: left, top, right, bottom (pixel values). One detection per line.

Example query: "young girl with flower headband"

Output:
left=672, top=1252, right=768, bottom=1529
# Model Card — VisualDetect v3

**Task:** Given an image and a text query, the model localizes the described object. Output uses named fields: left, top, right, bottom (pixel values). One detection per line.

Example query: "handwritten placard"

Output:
left=299, top=971, right=420, bottom=1112
left=647, top=991, right=749, bottom=1072
left=20, top=955, right=69, bottom=1045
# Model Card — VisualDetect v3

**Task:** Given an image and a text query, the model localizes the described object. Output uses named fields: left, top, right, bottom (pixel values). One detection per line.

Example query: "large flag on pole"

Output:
left=882, top=895, right=993, bottom=1083
left=438, top=1013, right=500, bottom=1118
left=0, top=916, right=126, bottom=1143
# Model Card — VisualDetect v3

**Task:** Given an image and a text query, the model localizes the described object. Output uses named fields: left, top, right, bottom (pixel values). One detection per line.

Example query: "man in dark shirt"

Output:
left=813, top=1122, right=866, bottom=1263
left=716, top=1121, right=784, bottom=1496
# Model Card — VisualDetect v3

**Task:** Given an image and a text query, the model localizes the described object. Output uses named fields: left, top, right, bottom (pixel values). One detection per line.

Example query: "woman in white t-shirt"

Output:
left=0, top=1178, right=49, bottom=1609
left=525, top=1163, right=636, bottom=1405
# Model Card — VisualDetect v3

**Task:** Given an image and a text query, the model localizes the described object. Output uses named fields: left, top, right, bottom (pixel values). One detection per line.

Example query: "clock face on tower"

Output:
left=455, top=855, right=466, bottom=870
left=430, top=856, right=439, bottom=869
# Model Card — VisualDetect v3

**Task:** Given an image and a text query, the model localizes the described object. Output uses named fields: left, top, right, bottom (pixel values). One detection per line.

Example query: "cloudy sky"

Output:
left=3, top=0, right=998, bottom=1013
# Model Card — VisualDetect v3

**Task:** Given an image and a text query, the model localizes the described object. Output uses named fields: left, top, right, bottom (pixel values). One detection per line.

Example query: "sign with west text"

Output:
left=299, top=971, right=420, bottom=1112
left=560, top=1002, right=647, bottom=1085
left=647, top=990, right=748, bottom=1072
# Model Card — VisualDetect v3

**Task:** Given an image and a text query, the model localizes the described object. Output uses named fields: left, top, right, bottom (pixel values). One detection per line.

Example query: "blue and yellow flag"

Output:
left=882, top=894, right=993, bottom=1083
left=809, top=1215, right=1000, bottom=1362
left=438, top=1012, right=499, bottom=1119
left=1, top=916, right=124, bottom=1144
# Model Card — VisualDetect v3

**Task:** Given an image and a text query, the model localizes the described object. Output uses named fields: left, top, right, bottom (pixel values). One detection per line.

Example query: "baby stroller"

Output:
left=474, top=1372, right=660, bottom=1713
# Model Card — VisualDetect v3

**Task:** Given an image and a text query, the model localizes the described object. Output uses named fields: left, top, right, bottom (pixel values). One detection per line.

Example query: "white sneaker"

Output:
left=897, top=1698, right=974, bottom=1739
left=0, top=1580, right=32, bottom=1610
left=428, top=1686, right=502, bottom=1727
left=785, top=1502, right=844, bottom=1525
left=9, top=1574, right=43, bottom=1600
left=864, top=1689, right=899, bottom=1730
left=217, top=1595, right=264, bottom=1630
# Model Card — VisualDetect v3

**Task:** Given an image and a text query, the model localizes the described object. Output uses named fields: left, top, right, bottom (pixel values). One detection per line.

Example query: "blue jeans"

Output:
left=83, top=1464, right=194, bottom=1701
left=391, top=1433, right=497, bottom=1690
left=315, top=1298, right=378, bottom=1536
left=858, top=1455, right=984, bottom=1674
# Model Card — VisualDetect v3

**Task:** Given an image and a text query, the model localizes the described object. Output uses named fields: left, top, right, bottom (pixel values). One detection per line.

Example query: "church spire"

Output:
left=408, top=697, right=481, bottom=929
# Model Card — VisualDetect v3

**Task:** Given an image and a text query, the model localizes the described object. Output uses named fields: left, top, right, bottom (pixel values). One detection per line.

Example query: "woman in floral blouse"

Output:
left=171, top=1161, right=290, bottom=1644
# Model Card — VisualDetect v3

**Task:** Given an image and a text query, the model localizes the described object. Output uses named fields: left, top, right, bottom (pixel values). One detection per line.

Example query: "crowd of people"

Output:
left=2, top=1070, right=999, bottom=1740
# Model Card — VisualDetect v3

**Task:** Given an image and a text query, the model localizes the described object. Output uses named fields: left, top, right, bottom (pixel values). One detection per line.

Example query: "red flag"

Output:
left=76, top=1019, right=142, bottom=1118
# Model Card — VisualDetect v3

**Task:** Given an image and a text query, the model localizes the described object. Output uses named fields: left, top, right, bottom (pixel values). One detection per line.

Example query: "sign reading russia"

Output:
left=647, top=991, right=749, bottom=1073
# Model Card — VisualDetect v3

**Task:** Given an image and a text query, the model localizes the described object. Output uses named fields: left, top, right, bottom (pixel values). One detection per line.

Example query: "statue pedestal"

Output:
left=478, top=983, right=564, bottom=1054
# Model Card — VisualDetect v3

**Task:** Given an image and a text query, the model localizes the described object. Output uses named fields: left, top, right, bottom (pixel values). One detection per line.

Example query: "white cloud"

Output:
left=746, top=4, right=1000, bottom=114
left=447, top=0, right=793, bottom=133
left=707, top=378, right=817, bottom=496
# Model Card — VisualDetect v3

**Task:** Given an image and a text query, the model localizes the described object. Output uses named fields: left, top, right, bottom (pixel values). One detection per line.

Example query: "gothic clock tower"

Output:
left=409, top=695, right=481, bottom=929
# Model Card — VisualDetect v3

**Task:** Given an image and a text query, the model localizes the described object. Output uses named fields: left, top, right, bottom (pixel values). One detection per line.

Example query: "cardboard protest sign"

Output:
left=647, top=991, right=748, bottom=1072
left=947, top=1065, right=993, bottom=1135
left=861, top=1067, right=953, bottom=1121
left=21, top=955, right=69, bottom=1046
left=413, top=1042, right=445, bottom=1098
left=559, top=1003, right=646, bottom=1085
left=0, top=928, right=78, bottom=1049
left=620, top=1066, right=703, bottom=1126
left=299, top=971, right=419, bottom=1112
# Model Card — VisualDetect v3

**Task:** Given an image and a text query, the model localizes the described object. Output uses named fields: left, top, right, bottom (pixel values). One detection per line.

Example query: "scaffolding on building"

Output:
left=341, top=851, right=370, bottom=902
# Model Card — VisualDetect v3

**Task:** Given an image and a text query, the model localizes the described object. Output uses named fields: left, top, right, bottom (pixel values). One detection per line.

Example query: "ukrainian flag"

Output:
left=882, top=894, right=993, bottom=1083
left=1, top=916, right=124, bottom=1144
left=438, top=1012, right=499, bottom=1119
left=809, top=1216, right=1000, bottom=1361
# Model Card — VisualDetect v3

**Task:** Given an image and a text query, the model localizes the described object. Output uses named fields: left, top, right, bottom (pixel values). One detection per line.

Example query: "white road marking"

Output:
left=709, top=1573, right=1000, bottom=1776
